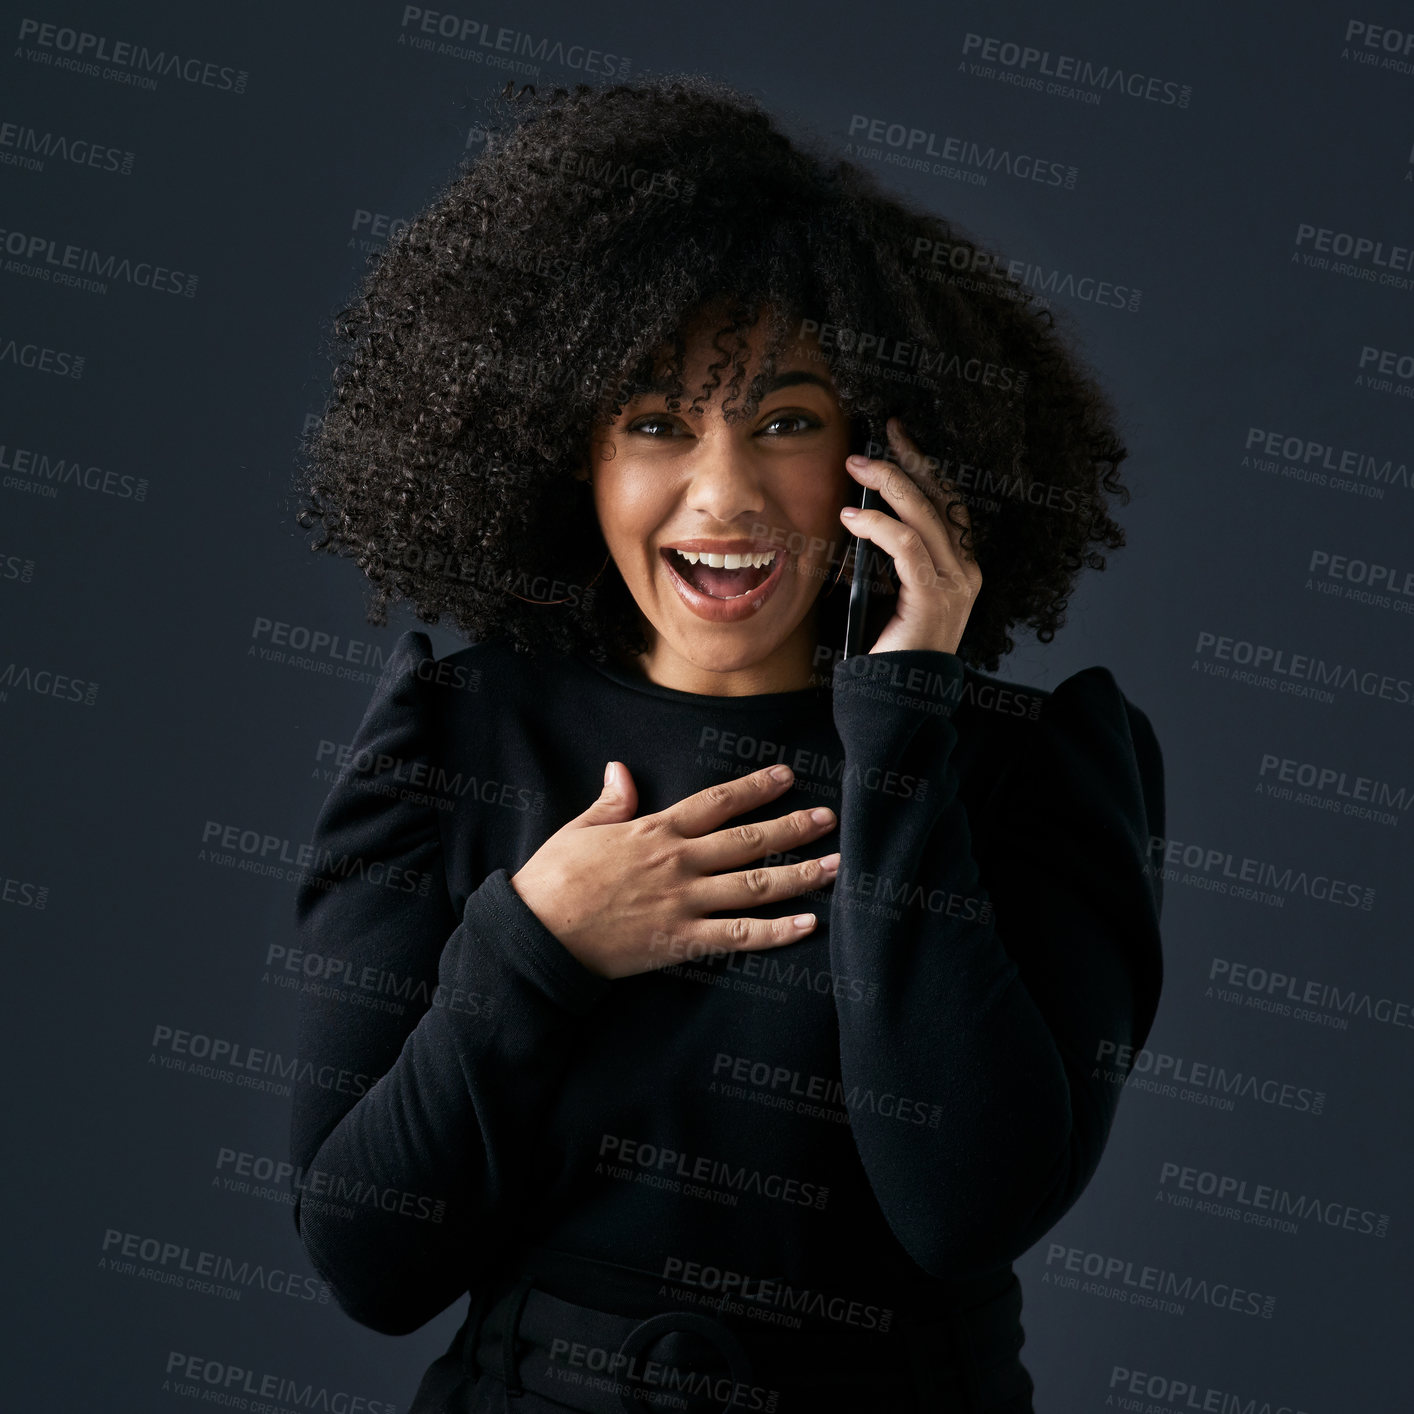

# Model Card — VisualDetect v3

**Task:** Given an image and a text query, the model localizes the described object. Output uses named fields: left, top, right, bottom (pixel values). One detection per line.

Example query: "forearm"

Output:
left=293, top=868, right=609, bottom=1333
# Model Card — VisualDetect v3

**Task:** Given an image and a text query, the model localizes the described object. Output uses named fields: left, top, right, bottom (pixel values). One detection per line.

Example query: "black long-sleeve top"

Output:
left=286, top=628, right=1164, bottom=1356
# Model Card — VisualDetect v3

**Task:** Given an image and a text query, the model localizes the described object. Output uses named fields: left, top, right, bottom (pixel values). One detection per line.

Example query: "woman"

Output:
left=288, top=74, right=1164, bottom=1414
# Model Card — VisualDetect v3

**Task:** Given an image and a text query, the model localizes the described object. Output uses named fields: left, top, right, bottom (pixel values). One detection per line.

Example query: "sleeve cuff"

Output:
left=832, top=650, right=967, bottom=735
left=456, top=867, right=613, bottom=1017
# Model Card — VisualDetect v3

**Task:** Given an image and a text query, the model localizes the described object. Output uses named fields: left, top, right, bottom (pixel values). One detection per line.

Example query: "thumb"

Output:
left=576, top=760, right=638, bottom=825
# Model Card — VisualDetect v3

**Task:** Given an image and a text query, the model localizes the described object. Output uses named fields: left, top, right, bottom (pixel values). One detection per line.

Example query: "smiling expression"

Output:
left=581, top=312, right=854, bottom=696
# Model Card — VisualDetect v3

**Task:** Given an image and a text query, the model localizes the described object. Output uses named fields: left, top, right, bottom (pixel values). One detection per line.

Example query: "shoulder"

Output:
left=961, top=662, right=1164, bottom=831
left=359, top=628, right=561, bottom=735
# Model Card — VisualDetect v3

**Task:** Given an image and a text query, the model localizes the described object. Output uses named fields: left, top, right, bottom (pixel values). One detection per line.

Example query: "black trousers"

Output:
left=409, top=1247, right=1037, bottom=1414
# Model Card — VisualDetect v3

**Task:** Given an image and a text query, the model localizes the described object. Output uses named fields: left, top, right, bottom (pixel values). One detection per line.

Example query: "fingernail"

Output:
left=604, top=761, right=614, bottom=784
left=809, top=807, right=835, bottom=825
left=817, top=853, right=841, bottom=872
left=768, top=764, right=793, bottom=783
left=846, top=454, right=868, bottom=466
left=840, top=506, right=858, bottom=519
left=792, top=913, right=816, bottom=929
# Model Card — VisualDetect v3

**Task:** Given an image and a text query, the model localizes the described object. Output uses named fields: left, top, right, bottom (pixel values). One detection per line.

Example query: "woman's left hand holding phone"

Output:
left=839, top=416, right=982, bottom=657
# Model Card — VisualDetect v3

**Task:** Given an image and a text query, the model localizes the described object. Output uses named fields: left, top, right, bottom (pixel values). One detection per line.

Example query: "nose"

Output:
left=682, top=424, right=766, bottom=523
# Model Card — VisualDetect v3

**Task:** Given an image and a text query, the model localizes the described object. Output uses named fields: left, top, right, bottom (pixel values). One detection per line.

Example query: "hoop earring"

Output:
left=505, top=550, right=613, bottom=606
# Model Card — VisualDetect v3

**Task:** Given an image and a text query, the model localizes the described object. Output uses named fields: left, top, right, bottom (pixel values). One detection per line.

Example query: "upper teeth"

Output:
left=672, top=549, right=776, bottom=569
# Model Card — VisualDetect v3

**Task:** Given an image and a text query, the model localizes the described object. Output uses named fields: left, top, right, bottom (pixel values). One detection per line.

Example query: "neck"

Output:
left=619, top=611, right=821, bottom=696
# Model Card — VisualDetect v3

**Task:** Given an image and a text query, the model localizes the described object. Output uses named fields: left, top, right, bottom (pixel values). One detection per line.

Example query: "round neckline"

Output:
left=575, top=651, right=833, bottom=710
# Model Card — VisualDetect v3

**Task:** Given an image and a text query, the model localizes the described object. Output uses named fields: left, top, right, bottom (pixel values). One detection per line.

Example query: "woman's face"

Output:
left=584, top=317, right=853, bottom=695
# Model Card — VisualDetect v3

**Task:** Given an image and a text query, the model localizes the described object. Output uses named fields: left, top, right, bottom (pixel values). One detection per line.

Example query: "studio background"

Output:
left=3, top=2, right=1410, bottom=1408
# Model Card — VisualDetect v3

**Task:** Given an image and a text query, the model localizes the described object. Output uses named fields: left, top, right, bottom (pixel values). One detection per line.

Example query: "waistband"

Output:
left=450, top=1245, right=1031, bottom=1414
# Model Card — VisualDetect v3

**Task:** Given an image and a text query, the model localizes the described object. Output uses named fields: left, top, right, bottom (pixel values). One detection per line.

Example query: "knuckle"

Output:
left=732, top=821, right=765, bottom=851
left=703, top=783, right=734, bottom=810
left=743, top=866, right=770, bottom=895
left=728, top=917, right=753, bottom=946
left=642, top=843, right=679, bottom=874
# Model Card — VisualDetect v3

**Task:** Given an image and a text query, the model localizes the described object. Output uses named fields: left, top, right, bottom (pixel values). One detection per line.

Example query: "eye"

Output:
left=627, top=413, right=684, bottom=437
left=758, top=411, right=822, bottom=436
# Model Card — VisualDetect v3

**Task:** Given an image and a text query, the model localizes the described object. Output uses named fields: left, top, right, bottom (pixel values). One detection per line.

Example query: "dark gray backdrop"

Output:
left=3, top=1, right=1411, bottom=1409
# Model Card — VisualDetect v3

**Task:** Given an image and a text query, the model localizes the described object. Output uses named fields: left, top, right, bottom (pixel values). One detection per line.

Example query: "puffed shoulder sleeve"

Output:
left=286, top=628, right=610, bottom=1335
left=981, top=665, right=1165, bottom=1062
left=827, top=651, right=1166, bottom=1275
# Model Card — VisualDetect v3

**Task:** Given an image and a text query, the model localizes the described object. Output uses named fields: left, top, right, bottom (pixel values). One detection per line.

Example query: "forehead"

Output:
left=635, top=317, right=833, bottom=397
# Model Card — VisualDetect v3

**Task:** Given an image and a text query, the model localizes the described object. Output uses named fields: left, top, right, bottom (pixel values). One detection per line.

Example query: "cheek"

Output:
left=591, top=457, right=667, bottom=558
left=800, top=458, right=852, bottom=528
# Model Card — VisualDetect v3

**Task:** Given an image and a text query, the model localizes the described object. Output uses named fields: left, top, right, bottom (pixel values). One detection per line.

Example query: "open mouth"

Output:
left=658, top=544, right=790, bottom=622
left=663, top=547, right=778, bottom=599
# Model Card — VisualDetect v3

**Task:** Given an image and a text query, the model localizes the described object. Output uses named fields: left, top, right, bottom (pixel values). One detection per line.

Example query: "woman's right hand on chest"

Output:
left=508, top=762, right=840, bottom=980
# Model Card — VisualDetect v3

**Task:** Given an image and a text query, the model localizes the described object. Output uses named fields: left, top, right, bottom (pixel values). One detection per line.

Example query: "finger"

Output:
left=690, top=804, right=836, bottom=874
left=687, top=907, right=825, bottom=957
left=887, top=417, right=978, bottom=568
left=573, top=759, right=639, bottom=826
left=841, top=501, right=964, bottom=599
left=657, top=763, right=796, bottom=839
left=844, top=446, right=955, bottom=583
left=693, top=853, right=840, bottom=916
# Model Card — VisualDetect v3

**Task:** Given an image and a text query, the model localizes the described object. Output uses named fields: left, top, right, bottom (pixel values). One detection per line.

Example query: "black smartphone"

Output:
left=842, top=442, right=903, bottom=660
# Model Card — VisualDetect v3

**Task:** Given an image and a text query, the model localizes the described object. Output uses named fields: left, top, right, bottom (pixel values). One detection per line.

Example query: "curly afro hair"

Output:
left=293, top=72, right=1133, bottom=674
